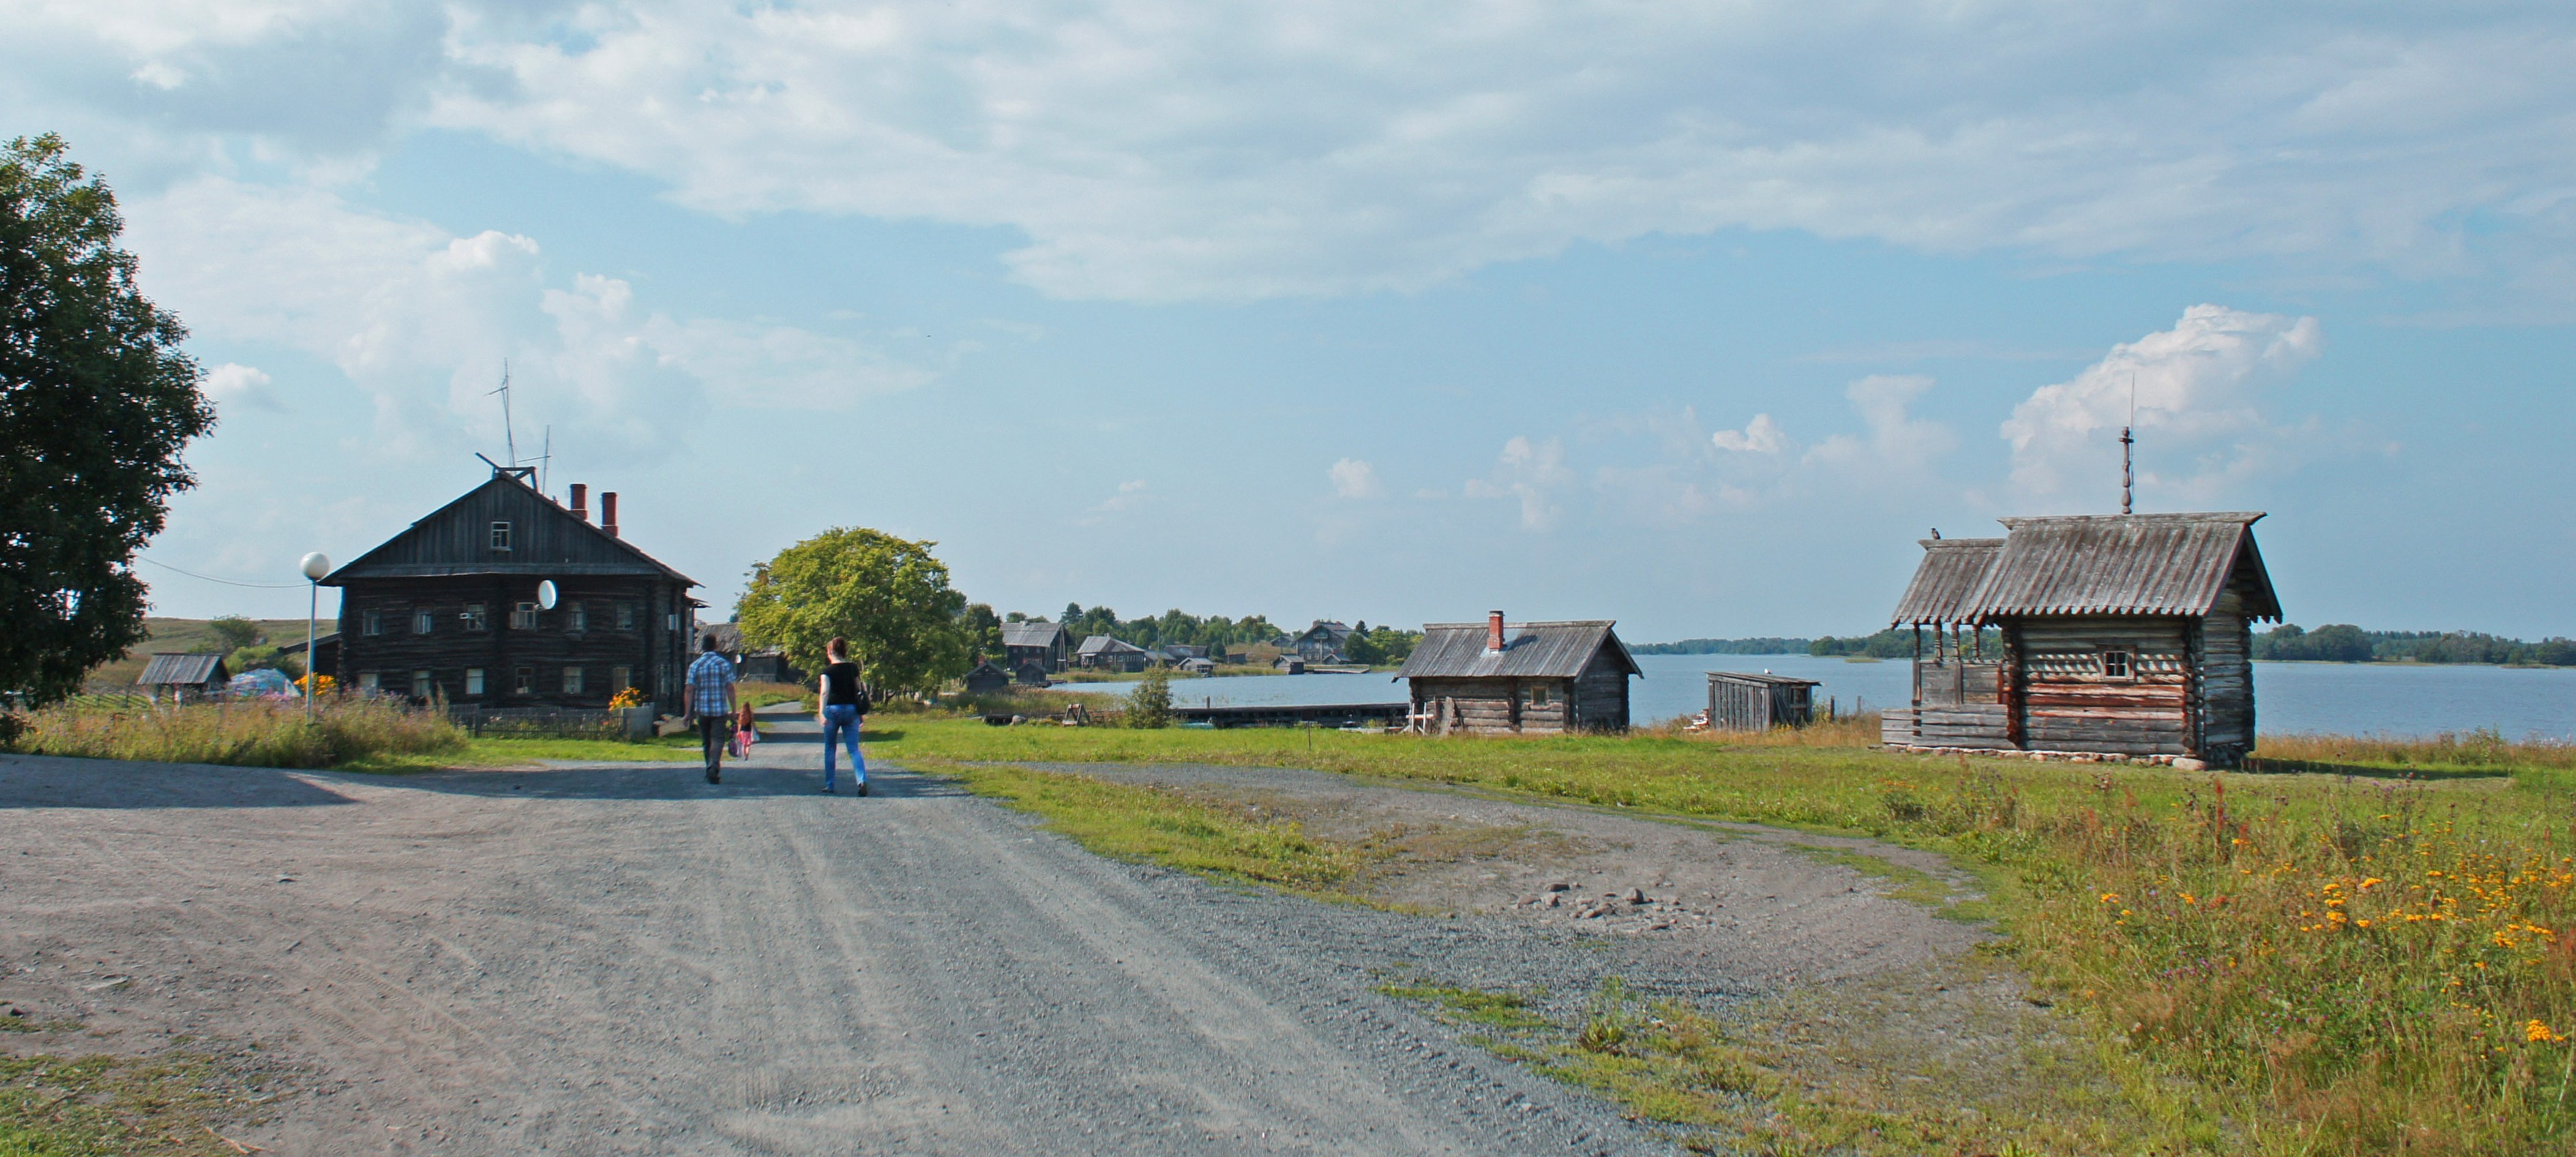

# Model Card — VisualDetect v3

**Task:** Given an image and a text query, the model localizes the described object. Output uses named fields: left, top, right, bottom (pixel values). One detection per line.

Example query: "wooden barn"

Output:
left=1076, top=635, right=1152, bottom=672
left=1397, top=613, right=1640, bottom=734
left=960, top=661, right=1011, bottom=695
left=1002, top=620, right=1072, bottom=674
left=137, top=653, right=228, bottom=703
left=321, top=468, right=700, bottom=713
left=1705, top=671, right=1819, bottom=732
left=1879, top=512, right=2281, bottom=768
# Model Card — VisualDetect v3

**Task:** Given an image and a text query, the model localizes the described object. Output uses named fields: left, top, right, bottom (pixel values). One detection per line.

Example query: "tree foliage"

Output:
left=735, top=528, right=973, bottom=693
left=1047, top=603, right=1285, bottom=652
left=1, top=134, right=214, bottom=709
left=1125, top=667, right=1172, bottom=728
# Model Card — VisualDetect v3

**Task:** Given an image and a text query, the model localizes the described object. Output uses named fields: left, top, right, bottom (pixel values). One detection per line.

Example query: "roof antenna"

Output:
left=536, top=425, right=552, bottom=496
left=487, top=361, right=517, bottom=468
left=2120, top=371, right=2135, bottom=515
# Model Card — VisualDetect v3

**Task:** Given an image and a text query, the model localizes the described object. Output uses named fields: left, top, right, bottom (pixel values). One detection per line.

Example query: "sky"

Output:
left=10, top=1, right=2575, bottom=641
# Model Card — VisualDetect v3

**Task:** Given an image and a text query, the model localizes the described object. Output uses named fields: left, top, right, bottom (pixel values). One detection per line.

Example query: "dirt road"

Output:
left=0, top=738, right=1998, bottom=1155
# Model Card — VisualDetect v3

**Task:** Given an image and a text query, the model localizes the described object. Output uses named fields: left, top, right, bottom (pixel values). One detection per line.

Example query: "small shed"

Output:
left=1013, top=660, right=1050, bottom=687
left=1273, top=655, right=1305, bottom=674
left=961, top=661, right=1011, bottom=695
left=138, top=653, right=230, bottom=703
left=1881, top=512, right=2281, bottom=768
left=1706, top=672, right=1820, bottom=731
left=1179, top=657, right=1215, bottom=675
left=1397, top=612, right=1641, bottom=734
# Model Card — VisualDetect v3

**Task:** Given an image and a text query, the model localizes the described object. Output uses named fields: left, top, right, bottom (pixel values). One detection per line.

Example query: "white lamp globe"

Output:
left=299, top=552, right=331, bottom=581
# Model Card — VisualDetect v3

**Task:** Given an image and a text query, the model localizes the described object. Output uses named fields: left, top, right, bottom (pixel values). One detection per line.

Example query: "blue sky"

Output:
left=10, top=1, right=2573, bottom=640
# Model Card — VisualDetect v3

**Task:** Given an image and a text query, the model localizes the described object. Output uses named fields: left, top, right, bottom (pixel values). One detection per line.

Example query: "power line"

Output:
left=136, top=556, right=307, bottom=589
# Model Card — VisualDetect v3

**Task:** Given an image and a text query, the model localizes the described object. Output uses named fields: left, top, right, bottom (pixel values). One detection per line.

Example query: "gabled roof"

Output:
left=1892, top=512, right=2281, bottom=624
left=1297, top=620, right=1353, bottom=642
left=1002, top=620, right=1069, bottom=648
left=323, top=469, right=694, bottom=586
left=1889, top=538, right=2003, bottom=627
left=1397, top=621, right=1640, bottom=680
left=138, top=653, right=228, bottom=686
left=1076, top=635, right=1149, bottom=656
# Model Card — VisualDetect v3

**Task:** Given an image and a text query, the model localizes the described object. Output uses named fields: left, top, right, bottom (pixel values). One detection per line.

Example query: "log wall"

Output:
left=1572, top=653, right=1631, bottom=732
left=336, top=575, right=691, bottom=711
left=2013, top=616, right=2193, bottom=756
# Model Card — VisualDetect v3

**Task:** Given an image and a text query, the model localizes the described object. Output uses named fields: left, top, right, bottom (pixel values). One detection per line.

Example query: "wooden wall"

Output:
left=335, top=575, right=690, bottom=711
left=1571, top=652, right=1631, bottom=732
left=2013, top=616, right=2194, bottom=756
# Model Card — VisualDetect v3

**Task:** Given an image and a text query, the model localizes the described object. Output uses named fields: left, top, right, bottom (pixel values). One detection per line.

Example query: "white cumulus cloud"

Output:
left=1328, top=457, right=1385, bottom=499
left=1462, top=436, right=1573, bottom=531
left=2002, top=304, right=2323, bottom=505
left=199, top=362, right=282, bottom=412
left=1711, top=413, right=1790, bottom=454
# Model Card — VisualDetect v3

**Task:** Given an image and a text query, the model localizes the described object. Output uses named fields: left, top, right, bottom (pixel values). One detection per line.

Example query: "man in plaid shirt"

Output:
left=685, top=632, right=738, bottom=783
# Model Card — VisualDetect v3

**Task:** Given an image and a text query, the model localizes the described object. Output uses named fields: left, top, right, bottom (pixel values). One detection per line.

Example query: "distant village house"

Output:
left=1397, top=613, right=1640, bottom=734
left=1002, top=620, right=1072, bottom=674
left=136, top=653, right=228, bottom=704
left=1292, top=620, right=1354, bottom=663
left=1076, top=635, right=1153, bottom=673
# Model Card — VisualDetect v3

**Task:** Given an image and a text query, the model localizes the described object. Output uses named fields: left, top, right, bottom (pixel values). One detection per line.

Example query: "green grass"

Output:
left=0, top=1053, right=248, bottom=1156
left=872, top=717, right=2576, bottom=1154
left=10, top=699, right=464, bottom=768
left=1783, top=843, right=1985, bottom=920
left=938, top=764, right=1370, bottom=898
left=340, top=733, right=703, bottom=771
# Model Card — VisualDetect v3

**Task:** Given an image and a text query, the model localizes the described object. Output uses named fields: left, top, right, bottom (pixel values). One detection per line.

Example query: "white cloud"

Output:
left=2002, top=304, right=2323, bottom=504
left=200, top=362, right=282, bottom=412
left=119, top=177, right=936, bottom=460
left=11, top=3, right=2573, bottom=304
left=1328, top=457, right=1385, bottom=499
left=1711, top=413, right=1790, bottom=454
left=1462, top=436, right=1572, bottom=531
left=1807, top=375, right=1957, bottom=473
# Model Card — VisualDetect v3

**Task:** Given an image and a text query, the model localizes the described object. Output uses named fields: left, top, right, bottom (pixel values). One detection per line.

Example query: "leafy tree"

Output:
left=1, top=135, right=215, bottom=710
left=735, top=528, right=973, bottom=693
left=1125, top=666, right=1172, bottom=728
left=207, top=615, right=262, bottom=650
left=959, top=602, right=1003, bottom=661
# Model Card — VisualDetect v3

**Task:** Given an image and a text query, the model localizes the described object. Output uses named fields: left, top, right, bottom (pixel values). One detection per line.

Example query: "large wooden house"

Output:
left=1397, top=614, right=1640, bottom=734
left=1001, top=620, right=1071, bottom=673
left=1879, top=512, right=2281, bottom=768
left=321, top=467, right=700, bottom=713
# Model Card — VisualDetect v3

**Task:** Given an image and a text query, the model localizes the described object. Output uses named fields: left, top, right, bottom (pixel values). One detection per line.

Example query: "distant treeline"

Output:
left=1631, top=637, right=1812, bottom=655
left=2256, top=625, right=2576, bottom=666
left=991, top=604, right=1420, bottom=663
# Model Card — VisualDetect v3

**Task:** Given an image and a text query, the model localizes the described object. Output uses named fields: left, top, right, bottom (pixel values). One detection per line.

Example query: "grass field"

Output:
left=9, top=699, right=466, bottom=769
left=0, top=1052, right=254, bottom=1156
left=878, top=718, right=2576, bottom=1155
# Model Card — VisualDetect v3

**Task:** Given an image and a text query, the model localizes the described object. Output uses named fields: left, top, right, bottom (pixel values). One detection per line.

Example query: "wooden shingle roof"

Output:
left=137, top=653, right=227, bottom=686
left=322, top=470, right=694, bottom=586
left=1001, top=621, right=1068, bottom=648
left=1891, top=512, right=2281, bottom=625
left=1397, top=621, right=1640, bottom=680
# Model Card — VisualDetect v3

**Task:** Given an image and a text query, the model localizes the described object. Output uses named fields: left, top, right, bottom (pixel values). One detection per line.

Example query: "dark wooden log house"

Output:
left=321, top=467, right=700, bottom=713
left=1397, top=613, right=1640, bottom=734
left=1879, top=512, right=2281, bottom=768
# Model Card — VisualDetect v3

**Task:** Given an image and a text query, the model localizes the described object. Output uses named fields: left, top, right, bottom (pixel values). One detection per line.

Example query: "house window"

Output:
left=2100, top=650, right=2133, bottom=680
left=563, top=666, right=585, bottom=694
left=463, top=603, right=488, bottom=631
left=465, top=668, right=485, bottom=695
left=612, top=665, right=632, bottom=692
left=358, top=672, right=380, bottom=692
left=512, top=601, right=539, bottom=630
left=490, top=521, right=513, bottom=551
left=514, top=666, right=535, bottom=695
left=615, top=602, right=636, bottom=631
left=412, top=609, right=434, bottom=635
left=568, top=602, right=587, bottom=633
left=412, top=670, right=433, bottom=699
left=1528, top=684, right=1553, bottom=708
left=361, top=609, right=382, bottom=637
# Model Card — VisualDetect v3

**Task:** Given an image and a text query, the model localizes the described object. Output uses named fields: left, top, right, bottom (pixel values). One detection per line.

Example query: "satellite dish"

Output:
left=536, top=580, right=558, bottom=610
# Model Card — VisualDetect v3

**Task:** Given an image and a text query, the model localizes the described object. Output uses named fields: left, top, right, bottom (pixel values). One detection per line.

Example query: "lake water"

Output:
left=1080, top=654, right=2576, bottom=740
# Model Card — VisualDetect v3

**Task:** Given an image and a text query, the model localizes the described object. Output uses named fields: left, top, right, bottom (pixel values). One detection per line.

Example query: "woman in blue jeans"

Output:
left=816, top=637, right=868, bottom=795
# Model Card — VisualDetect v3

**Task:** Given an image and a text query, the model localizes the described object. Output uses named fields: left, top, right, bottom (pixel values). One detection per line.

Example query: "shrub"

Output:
left=1125, top=667, right=1173, bottom=728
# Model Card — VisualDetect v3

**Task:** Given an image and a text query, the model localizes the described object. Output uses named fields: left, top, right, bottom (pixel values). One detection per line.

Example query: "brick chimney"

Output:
left=569, top=483, right=589, bottom=522
left=1486, top=610, right=1506, bottom=653
left=601, top=492, right=619, bottom=539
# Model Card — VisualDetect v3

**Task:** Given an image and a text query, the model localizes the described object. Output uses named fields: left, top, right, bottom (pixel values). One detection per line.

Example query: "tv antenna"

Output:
left=2119, top=372, right=2135, bottom=515
left=536, top=425, right=552, bottom=496
left=488, top=361, right=518, bottom=468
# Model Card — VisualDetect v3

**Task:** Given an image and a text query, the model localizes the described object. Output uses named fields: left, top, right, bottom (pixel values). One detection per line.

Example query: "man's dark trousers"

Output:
left=697, top=715, right=727, bottom=780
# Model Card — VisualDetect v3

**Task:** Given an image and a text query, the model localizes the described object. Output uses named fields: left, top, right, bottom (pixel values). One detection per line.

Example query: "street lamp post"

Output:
left=299, top=552, right=331, bottom=718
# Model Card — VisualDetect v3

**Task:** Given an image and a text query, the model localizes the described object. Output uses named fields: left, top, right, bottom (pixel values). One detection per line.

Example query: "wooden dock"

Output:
left=1174, top=702, right=1409, bottom=729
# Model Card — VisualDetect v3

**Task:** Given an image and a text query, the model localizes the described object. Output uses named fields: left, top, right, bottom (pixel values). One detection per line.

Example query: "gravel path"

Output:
left=0, top=740, right=1989, bottom=1155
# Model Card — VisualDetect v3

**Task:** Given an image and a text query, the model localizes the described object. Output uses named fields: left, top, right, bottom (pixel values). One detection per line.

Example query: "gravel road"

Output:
left=0, top=738, right=1986, bottom=1155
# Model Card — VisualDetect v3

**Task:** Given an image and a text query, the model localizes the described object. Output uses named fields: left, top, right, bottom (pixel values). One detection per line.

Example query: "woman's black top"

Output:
left=823, top=661, right=863, bottom=706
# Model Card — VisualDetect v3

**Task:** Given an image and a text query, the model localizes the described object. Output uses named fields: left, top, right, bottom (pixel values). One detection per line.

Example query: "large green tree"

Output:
left=1, top=135, right=213, bottom=710
left=735, top=528, right=973, bottom=693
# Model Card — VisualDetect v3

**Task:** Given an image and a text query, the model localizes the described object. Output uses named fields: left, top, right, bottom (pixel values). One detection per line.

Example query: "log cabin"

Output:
left=1398, top=613, right=1641, bottom=734
left=1878, top=512, right=2281, bottom=768
left=1001, top=620, right=1071, bottom=673
left=321, top=466, right=700, bottom=713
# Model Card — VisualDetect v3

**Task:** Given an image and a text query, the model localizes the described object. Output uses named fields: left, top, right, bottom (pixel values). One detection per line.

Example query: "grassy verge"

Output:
left=940, top=765, right=1370, bottom=899
left=8, top=700, right=464, bottom=768
left=0, top=1053, right=254, bottom=1156
left=872, top=718, right=2576, bottom=1154
left=340, top=734, right=703, bottom=771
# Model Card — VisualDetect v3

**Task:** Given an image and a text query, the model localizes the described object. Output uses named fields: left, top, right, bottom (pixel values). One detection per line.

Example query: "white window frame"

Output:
left=490, top=521, right=513, bottom=552
left=361, top=608, right=382, bottom=637
left=465, top=668, right=485, bottom=695
left=462, top=603, right=488, bottom=632
left=612, top=665, right=632, bottom=693
left=358, top=672, right=380, bottom=692
left=412, top=609, right=434, bottom=635
left=514, top=666, right=535, bottom=695
left=568, top=602, right=587, bottom=633
left=563, top=666, right=585, bottom=695
left=2100, top=650, right=2134, bottom=680
left=616, top=603, right=636, bottom=631
left=412, top=670, right=433, bottom=698
left=512, top=601, right=539, bottom=630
